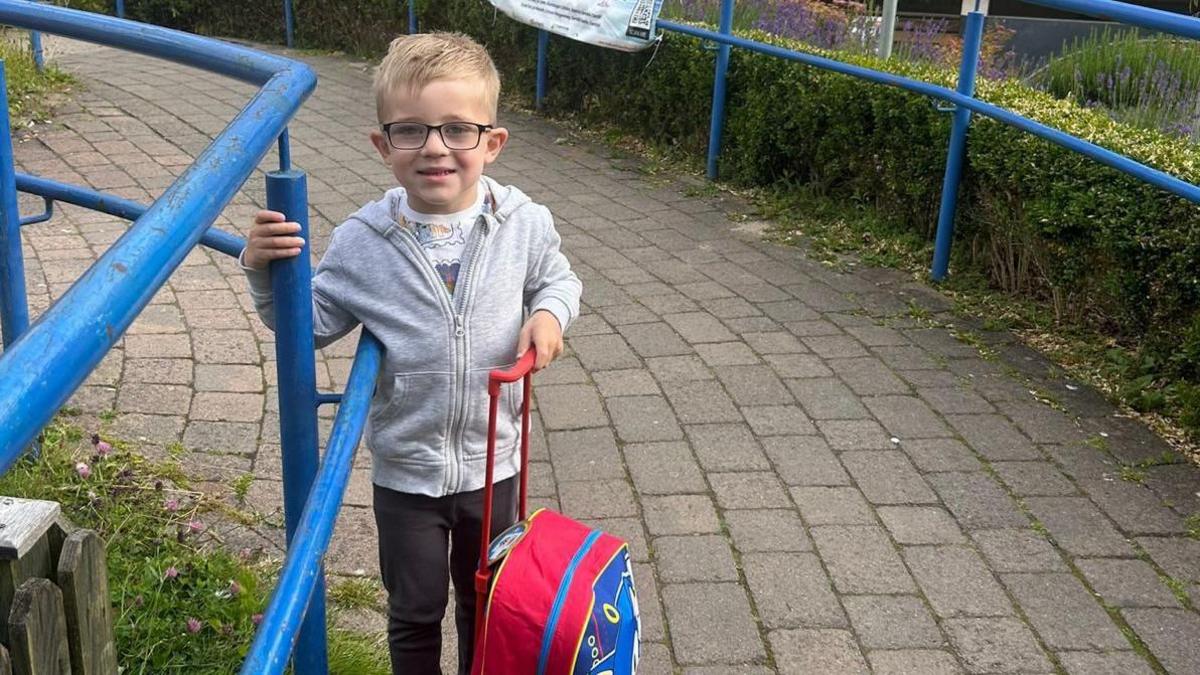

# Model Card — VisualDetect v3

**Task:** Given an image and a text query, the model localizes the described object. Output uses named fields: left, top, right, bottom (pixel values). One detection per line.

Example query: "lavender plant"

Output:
left=1042, top=28, right=1200, bottom=141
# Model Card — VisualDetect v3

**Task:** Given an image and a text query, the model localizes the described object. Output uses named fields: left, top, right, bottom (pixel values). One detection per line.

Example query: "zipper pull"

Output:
left=454, top=315, right=465, bottom=338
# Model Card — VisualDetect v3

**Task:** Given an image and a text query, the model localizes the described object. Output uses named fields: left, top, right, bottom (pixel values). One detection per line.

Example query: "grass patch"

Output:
left=0, top=418, right=388, bottom=674
left=0, top=29, right=72, bottom=129
left=329, top=577, right=382, bottom=612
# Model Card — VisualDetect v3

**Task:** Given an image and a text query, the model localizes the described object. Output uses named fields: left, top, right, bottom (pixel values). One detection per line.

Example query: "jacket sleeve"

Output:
left=242, top=227, right=361, bottom=349
left=524, top=206, right=582, bottom=332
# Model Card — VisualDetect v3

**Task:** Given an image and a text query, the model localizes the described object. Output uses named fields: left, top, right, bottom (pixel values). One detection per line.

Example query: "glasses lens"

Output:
left=440, top=123, right=481, bottom=150
left=388, top=123, right=427, bottom=149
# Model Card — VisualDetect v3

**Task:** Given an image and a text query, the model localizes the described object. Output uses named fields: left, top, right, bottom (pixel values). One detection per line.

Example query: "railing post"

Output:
left=29, top=30, right=43, bottom=72
left=878, top=0, right=898, bottom=58
left=407, top=0, right=417, bottom=34
left=283, top=0, right=294, bottom=48
left=930, top=6, right=985, bottom=281
left=115, top=0, right=124, bottom=19
left=265, top=170, right=327, bottom=675
left=535, top=29, right=548, bottom=111
left=705, top=0, right=735, bottom=179
left=0, top=63, right=29, bottom=349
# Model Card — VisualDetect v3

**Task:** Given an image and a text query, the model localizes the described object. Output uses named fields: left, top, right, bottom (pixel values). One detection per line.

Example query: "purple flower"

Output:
left=186, top=617, right=202, bottom=634
left=95, top=440, right=112, bottom=458
left=228, top=580, right=242, bottom=597
left=188, top=520, right=205, bottom=534
left=164, top=566, right=179, bottom=580
left=75, top=462, right=91, bottom=479
left=164, top=498, right=179, bottom=512
left=252, top=613, right=264, bottom=626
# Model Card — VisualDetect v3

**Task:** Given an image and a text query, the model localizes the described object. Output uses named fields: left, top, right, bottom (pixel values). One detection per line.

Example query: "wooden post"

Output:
left=8, top=578, right=70, bottom=675
left=0, top=498, right=114, bottom=675
left=56, top=532, right=116, bottom=675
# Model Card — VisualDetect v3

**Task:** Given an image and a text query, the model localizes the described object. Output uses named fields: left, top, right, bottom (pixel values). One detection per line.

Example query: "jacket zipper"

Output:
left=449, top=215, right=490, bottom=493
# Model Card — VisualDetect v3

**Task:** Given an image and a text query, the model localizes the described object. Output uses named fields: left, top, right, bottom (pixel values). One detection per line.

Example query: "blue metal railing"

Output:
left=521, top=0, right=1200, bottom=280
left=0, top=3, right=386, bottom=675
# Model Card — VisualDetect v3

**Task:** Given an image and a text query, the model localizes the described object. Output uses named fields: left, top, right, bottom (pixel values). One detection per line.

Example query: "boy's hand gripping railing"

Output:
left=473, top=347, right=537, bottom=660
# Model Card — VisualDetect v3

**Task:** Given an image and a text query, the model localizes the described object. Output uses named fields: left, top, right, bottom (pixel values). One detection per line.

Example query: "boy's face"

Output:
left=370, top=77, right=508, bottom=214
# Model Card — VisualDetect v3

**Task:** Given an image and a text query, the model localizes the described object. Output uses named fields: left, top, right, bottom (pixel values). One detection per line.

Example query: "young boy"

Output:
left=241, top=32, right=582, bottom=674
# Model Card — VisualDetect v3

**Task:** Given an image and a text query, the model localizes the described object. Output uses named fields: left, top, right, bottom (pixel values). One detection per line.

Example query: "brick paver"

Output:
left=17, top=36, right=1200, bottom=673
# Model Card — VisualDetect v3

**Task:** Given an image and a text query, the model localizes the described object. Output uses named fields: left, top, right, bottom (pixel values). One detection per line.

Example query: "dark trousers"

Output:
left=373, top=477, right=518, bottom=675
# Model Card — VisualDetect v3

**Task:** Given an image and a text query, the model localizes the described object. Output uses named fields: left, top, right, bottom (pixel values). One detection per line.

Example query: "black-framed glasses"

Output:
left=381, top=121, right=494, bottom=150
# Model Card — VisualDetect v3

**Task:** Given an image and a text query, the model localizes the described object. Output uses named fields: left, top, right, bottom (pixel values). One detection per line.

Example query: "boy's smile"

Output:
left=371, top=78, right=508, bottom=214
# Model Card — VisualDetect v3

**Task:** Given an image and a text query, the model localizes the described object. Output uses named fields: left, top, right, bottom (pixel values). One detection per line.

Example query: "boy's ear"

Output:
left=483, top=126, right=509, bottom=164
left=369, top=129, right=392, bottom=161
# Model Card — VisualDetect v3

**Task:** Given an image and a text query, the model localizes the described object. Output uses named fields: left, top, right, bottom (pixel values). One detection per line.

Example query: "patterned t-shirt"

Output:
left=394, top=183, right=489, bottom=296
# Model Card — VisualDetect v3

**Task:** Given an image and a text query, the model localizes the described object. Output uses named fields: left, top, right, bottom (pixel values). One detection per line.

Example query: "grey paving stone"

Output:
left=927, top=472, right=1029, bottom=530
left=787, top=378, right=870, bottom=419
left=844, top=324, right=909, bottom=347
left=593, top=369, right=660, bottom=398
left=637, top=642, right=674, bottom=675
left=547, top=428, right=626, bottom=481
left=1135, top=536, right=1200, bottom=590
left=741, top=404, right=815, bottom=436
left=694, top=341, right=760, bottom=366
left=617, top=321, right=693, bottom=358
left=568, top=333, right=641, bottom=370
left=843, top=595, right=945, bottom=649
left=871, top=344, right=943, bottom=371
left=1077, top=476, right=1186, bottom=535
left=725, top=509, right=811, bottom=552
left=863, top=395, right=951, bottom=439
left=901, top=438, right=981, bottom=472
left=663, top=583, right=764, bottom=664
left=877, top=506, right=966, bottom=545
left=697, top=296, right=761, bottom=320
left=841, top=451, right=937, bottom=504
left=1026, top=497, right=1134, bottom=558
left=1058, top=651, right=1154, bottom=675
left=867, top=650, right=963, bottom=674
left=744, top=552, right=847, bottom=629
left=991, top=461, right=1077, bottom=496
left=1075, top=554, right=1176, bottom=607
left=1002, top=572, right=1128, bottom=650
left=654, top=534, right=739, bottom=583
left=709, top=472, right=790, bottom=510
left=685, top=423, right=771, bottom=472
left=905, top=546, right=1013, bottom=618
left=817, top=419, right=894, bottom=451
left=623, top=441, right=707, bottom=495
left=193, top=364, right=263, bottom=392
left=558, top=478, right=637, bottom=518
left=535, top=383, right=608, bottom=430
left=811, top=525, right=916, bottom=594
left=943, top=617, right=1052, bottom=674
left=802, top=336, right=869, bottom=360
left=769, top=628, right=869, bottom=674
left=663, top=311, right=737, bottom=344
left=1122, top=608, right=1200, bottom=674
left=190, top=392, right=263, bottom=422
left=917, top=386, right=995, bottom=415
left=594, top=302, right=658, bottom=326
left=123, top=357, right=193, bottom=385
left=827, top=357, right=910, bottom=395
left=632, top=562, right=665, bottom=642
left=743, top=331, right=808, bottom=354
left=1042, top=441, right=1121, bottom=482
left=181, top=420, right=258, bottom=455
left=766, top=353, right=833, bottom=378
left=792, top=487, right=875, bottom=526
left=683, top=666, right=772, bottom=675
left=995, top=401, right=1084, bottom=445
left=712, top=365, right=792, bottom=406
left=117, top=383, right=192, bottom=415
left=945, top=414, right=1041, bottom=460
left=534, top=355, right=589, bottom=385
left=762, top=435, right=851, bottom=486
left=606, top=395, right=683, bottom=443
left=645, top=355, right=712, bottom=382
left=971, top=529, right=1067, bottom=573
left=660, top=380, right=742, bottom=425
left=642, top=495, right=720, bottom=536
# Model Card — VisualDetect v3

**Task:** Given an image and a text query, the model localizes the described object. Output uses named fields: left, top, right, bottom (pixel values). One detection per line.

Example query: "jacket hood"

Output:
left=346, top=176, right=533, bottom=230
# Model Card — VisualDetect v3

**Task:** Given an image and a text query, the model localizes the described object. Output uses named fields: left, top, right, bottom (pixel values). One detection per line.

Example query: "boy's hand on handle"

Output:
left=243, top=210, right=305, bottom=270
left=516, top=310, right=563, bottom=371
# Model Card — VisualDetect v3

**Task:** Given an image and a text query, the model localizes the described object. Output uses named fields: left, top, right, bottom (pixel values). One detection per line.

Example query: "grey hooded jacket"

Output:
left=244, top=176, right=582, bottom=497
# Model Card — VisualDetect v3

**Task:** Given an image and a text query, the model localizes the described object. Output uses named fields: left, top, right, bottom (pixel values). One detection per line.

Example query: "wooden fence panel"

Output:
left=8, top=578, right=70, bottom=675
left=56, top=532, right=115, bottom=675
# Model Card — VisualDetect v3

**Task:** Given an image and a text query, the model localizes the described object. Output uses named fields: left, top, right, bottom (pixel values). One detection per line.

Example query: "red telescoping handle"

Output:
left=473, top=348, right=536, bottom=671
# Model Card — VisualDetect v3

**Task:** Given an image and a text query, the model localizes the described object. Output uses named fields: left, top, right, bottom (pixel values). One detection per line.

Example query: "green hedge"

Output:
left=64, top=0, right=1200, bottom=408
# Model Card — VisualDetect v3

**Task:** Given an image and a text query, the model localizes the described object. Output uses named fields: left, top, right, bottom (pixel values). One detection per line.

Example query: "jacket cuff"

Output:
left=530, top=298, right=573, bottom=334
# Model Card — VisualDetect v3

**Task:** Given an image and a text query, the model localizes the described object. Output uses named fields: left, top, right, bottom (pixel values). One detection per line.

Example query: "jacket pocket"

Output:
left=462, top=366, right=520, bottom=458
left=369, top=371, right=452, bottom=466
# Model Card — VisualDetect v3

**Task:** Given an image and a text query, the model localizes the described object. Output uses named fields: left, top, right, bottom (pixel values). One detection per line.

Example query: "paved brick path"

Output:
left=16, top=38, right=1200, bottom=673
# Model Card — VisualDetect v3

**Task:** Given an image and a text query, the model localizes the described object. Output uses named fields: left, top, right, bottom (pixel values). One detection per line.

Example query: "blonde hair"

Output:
left=373, top=32, right=501, bottom=123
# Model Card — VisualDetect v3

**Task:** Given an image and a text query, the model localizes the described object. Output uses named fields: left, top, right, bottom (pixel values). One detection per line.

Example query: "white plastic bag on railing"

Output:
left=487, top=0, right=665, bottom=52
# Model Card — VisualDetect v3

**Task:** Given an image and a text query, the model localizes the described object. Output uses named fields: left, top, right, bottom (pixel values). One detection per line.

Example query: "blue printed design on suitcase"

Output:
left=574, top=548, right=639, bottom=675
